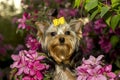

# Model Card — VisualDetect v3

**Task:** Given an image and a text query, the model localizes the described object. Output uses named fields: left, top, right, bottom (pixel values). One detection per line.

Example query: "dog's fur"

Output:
left=35, top=18, right=88, bottom=80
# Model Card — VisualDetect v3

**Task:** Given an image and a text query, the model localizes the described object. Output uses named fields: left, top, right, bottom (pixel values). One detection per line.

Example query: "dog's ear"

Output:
left=35, top=21, right=49, bottom=41
left=69, top=18, right=89, bottom=40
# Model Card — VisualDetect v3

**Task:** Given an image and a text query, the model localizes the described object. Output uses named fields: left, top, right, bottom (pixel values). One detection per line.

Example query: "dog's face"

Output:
left=36, top=19, right=83, bottom=64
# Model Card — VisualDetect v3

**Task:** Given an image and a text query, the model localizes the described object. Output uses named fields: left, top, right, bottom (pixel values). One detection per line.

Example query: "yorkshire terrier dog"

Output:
left=35, top=17, right=88, bottom=80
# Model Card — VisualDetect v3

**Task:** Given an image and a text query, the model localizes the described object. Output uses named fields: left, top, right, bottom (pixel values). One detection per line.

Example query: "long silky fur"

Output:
left=42, top=46, right=83, bottom=79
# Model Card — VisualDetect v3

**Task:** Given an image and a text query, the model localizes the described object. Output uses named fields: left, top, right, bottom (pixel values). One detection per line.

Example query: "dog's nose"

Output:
left=59, top=37, right=65, bottom=43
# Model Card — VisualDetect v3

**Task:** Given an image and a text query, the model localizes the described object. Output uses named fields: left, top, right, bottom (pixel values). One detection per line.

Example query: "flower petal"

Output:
left=22, top=76, right=31, bottom=80
left=16, top=67, right=24, bottom=75
left=107, top=72, right=116, bottom=78
left=97, top=55, right=104, bottom=61
left=36, top=71, right=43, bottom=80
left=11, top=54, right=20, bottom=61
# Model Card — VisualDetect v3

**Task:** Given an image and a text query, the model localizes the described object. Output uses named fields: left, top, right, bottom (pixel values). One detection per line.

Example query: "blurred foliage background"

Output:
left=0, top=0, right=25, bottom=79
left=0, top=0, right=24, bottom=46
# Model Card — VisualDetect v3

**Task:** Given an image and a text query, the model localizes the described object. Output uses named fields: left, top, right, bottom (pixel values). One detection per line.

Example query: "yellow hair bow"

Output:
left=53, top=17, right=66, bottom=26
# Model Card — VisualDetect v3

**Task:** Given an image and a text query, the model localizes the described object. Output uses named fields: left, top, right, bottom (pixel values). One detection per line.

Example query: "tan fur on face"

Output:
left=43, top=23, right=77, bottom=64
left=46, top=34, right=76, bottom=64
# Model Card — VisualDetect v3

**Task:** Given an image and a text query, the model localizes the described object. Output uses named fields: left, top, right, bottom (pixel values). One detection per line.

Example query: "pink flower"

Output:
left=26, top=35, right=41, bottom=50
left=10, top=50, right=29, bottom=75
left=87, top=65, right=102, bottom=75
left=104, top=65, right=116, bottom=79
left=77, top=75, right=88, bottom=80
left=88, top=75, right=107, bottom=80
left=58, top=9, right=68, bottom=18
left=94, top=18, right=106, bottom=34
left=10, top=50, right=27, bottom=68
left=87, top=65, right=107, bottom=80
left=0, top=47, right=6, bottom=55
left=76, top=63, right=92, bottom=80
left=76, top=55, right=116, bottom=80
left=82, top=55, right=104, bottom=66
left=104, top=65, right=112, bottom=72
left=22, top=71, right=43, bottom=80
left=18, top=15, right=27, bottom=29
left=107, top=72, right=116, bottom=79
left=10, top=50, right=45, bottom=69
left=22, top=76, right=34, bottom=80
left=84, top=37, right=94, bottom=53
left=69, top=9, right=78, bottom=16
left=17, top=12, right=30, bottom=29
left=99, top=36, right=112, bottom=53
left=35, top=71, right=43, bottom=80
left=22, top=76, right=31, bottom=80
left=76, top=64, right=89, bottom=75
left=10, top=49, right=46, bottom=77
left=25, top=50, right=45, bottom=62
left=28, top=61, right=46, bottom=76
left=23, top=12, right=31, bottom=19
left=58, top=8, right=78, bottom=18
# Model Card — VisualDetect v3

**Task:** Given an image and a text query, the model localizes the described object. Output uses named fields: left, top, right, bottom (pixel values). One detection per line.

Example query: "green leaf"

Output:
left=100, top=6, right=110, bottom=17
left=111, top=15, right=120, bottom=30
left=105, top=16, right=111, bottom=26
left=85, top=0, right=91, bottom=3
left=74, top=0, right=78, bottom=8
left=110, top=35, right=119, bottom=47
left=85, top=0, right=98, bottom=12
left=115, top=70, right=120, bottom=74
left=74, top=0, right=81, bottom=8
left=10, top=68, right=17, bottom=80
left=115, top=57, right=120, bottom=68
left=111, top=0, right=120, bottom=8
left=112, top=2, right=120, bottom=8
left=90, top=9, right=99, bottom=20
left=111, top=0, right=120, bottom=4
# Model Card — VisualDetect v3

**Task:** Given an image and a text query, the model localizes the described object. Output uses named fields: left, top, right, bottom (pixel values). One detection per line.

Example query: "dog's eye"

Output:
left=65, top=31, right=70, bottom=35
left=50, top=32, right=56, bottom=36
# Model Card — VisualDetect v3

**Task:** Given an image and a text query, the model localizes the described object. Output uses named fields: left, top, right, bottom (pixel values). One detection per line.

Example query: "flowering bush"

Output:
left=10, top=0, right=120, bottom=80
left=10, top=35, right=49, bottom=80
left=10, top=50, right=48, bottom=80
left=76, top=55, right=116, bottom=80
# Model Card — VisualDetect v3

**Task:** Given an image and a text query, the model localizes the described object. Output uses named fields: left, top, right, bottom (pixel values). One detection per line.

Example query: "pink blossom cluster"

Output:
left=10, top=50, right=48, bottom=80
left=26, top=35, right=41, bottom=50
left=17, top=12, right=31, bottom=30
left=58, top=8, right=78, bottom=18
left=76, top=55, right=116, bottom=80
